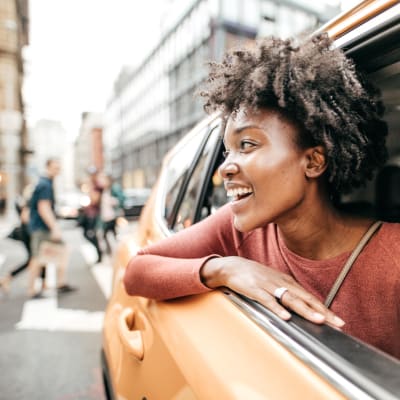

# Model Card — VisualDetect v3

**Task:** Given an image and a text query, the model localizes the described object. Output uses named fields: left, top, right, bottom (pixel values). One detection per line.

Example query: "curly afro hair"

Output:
left=199, top=33, right=388, bottom=195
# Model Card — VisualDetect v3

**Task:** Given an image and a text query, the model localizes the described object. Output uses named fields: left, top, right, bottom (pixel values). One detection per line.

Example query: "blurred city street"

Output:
left=0, top=217, right=130, bottom=400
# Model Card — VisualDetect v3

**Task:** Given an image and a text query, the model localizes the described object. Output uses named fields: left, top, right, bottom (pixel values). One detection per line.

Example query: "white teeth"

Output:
left=227, top=187, right=253, bottom=199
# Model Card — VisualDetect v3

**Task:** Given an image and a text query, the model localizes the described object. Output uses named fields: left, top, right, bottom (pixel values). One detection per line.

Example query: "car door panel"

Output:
left=104, top=282, right=198, bottom=399
left=105, top=274, right=347, bottom=399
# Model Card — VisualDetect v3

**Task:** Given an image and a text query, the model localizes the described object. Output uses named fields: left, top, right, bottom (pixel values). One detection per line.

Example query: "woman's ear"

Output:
left=304, top=146, right=327, bottom=178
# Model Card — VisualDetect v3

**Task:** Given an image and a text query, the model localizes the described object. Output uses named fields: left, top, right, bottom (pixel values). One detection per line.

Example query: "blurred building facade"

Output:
left=0, top=0, right=29, bottom=215
left=104, top=0, right=340, bottom=188
left=74, top=112, right=104, bottom=188
left=28, top=119, right=75, bottom=192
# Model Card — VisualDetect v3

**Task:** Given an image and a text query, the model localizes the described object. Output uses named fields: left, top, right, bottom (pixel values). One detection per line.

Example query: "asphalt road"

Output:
left=0, top=220, right=112, bottom=400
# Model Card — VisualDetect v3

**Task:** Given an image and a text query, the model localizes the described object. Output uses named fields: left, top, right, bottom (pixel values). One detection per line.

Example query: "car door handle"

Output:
left=117, top=308, right=144, bottom=360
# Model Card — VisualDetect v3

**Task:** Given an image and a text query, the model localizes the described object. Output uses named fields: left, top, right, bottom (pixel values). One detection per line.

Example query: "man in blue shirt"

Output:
left=28, top=158, right=77, bottom=298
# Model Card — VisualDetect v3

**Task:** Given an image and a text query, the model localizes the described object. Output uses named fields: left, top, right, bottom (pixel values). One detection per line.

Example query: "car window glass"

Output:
left=371, top=65, right=400, bottom=223
left=199, top=147, right=227, bottom=220
left=163, top=127, right=207, bottom=225
left=173, top=127, right=222, bottom=231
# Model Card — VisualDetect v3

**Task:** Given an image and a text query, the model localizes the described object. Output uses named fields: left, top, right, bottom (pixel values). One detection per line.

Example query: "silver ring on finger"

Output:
left=274, top=287, right=288, bottom=301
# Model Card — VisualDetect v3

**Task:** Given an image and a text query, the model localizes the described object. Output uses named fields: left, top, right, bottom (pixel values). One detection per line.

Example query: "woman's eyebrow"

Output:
left=234, top=124, right=261, bottom=134
left=223, top=124, right=263, bottom=145
left=222, top=124, right=262, bottom=147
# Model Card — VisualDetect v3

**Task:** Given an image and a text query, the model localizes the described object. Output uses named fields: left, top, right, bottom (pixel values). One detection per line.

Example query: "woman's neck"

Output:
left=276, top=198, right=372, bottom=260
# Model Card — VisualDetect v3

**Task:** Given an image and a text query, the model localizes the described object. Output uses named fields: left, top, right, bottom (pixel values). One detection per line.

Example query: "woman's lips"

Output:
left=231, top=192, right=252, bottom=201
left=229, top=192, right=253, bottom=212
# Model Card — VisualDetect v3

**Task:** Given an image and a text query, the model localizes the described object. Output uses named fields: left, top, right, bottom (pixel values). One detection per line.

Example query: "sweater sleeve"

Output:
left=123, top=204, right=237, bottom=300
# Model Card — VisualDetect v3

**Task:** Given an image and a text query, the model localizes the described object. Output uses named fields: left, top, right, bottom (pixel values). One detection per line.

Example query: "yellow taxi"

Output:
left=102, top=1, right=400, bottom=398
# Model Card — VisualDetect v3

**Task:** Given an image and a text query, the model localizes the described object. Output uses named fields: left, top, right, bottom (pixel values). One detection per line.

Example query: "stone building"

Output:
left=0, top=0, right=29, bottom=215
left=74, top=112, right=104, bottom=188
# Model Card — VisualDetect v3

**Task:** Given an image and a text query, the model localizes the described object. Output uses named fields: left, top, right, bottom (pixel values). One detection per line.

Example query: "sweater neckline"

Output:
left=275, top=225, right=353, bottom=269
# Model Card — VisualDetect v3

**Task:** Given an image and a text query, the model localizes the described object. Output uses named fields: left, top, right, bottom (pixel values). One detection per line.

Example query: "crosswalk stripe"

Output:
left=91, top=264, right=113, bottom=299
left=80, top=243, right=98, bottom=265
left=15, top=244, right=110, bottom=332
left=15, top=296, right=104, bottom=332
left=0, top=253, right=6, bottom=269
left=80, top=243, right=112, bottom=299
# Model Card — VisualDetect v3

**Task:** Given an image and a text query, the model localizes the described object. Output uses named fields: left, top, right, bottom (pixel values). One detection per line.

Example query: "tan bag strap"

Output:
left=324, top=220, right=383, bottom=308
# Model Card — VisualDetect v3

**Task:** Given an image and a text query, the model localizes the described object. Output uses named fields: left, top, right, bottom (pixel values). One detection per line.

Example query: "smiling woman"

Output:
left=123, top=33, right=399, bottom=359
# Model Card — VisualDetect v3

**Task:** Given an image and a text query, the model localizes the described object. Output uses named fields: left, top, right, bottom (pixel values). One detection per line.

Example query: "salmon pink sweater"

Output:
left=124, top=204, right=400, bottom=358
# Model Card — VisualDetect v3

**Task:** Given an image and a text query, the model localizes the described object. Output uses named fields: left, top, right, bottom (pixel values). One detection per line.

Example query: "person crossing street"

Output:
left=27, top=158, right=77, bottom=298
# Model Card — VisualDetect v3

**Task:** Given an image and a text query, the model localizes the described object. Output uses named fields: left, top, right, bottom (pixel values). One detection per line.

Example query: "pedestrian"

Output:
left=123, top=34, right=399, bottom=359
left=0, top=186, right=47, bottom=294
left=99, top=174, right=120, bottom=255
left=80, top=169, right=103, bottom=263
left=27, top=158, right=77, bottom=298
left=111, top=181, right=125, bottom=212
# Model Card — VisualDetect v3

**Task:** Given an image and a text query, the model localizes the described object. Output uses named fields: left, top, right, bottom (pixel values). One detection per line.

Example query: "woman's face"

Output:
left=220, top=108, right=311, bottom=232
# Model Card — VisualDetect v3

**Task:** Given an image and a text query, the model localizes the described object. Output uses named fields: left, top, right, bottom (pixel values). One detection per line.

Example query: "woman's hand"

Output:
left=200, top=256, right=345, bottom=328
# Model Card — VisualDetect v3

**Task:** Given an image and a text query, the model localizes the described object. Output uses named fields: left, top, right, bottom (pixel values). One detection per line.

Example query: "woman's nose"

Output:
left=219, top=158, right=239, bottom=178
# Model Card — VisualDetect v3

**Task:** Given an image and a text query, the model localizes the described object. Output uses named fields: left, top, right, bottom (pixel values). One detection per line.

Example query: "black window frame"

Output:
left=172, top=123, right=224, bottom=231
left=163, top=124, right=218, bottom=231
left=192, top=125, right=225, bottom=224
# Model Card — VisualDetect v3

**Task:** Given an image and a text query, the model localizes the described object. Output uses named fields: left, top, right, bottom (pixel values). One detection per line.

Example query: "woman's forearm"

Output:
left=124, top=253, right=214, bottom=300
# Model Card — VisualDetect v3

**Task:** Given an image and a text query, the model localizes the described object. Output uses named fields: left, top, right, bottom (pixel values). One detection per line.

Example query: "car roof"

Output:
left=318, top=0, right=398, bottom=39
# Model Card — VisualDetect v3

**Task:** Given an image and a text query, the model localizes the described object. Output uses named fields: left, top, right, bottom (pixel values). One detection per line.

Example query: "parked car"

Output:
left=122, top=188, right=151, bottom=218
left=102, top=2, right=400, bottom=399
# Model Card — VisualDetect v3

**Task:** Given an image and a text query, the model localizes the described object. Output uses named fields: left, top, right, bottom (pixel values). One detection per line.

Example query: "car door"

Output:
left=103, top=117, right=229, bottom=400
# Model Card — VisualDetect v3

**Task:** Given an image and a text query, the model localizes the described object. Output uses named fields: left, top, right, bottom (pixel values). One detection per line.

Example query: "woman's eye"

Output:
left=223, top=141, right=255, bottom=158
left=240, top=141, right=255, bottom=152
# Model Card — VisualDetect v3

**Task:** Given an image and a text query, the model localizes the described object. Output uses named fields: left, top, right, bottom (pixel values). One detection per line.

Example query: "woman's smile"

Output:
left=226, top=186, right=253, bottom=201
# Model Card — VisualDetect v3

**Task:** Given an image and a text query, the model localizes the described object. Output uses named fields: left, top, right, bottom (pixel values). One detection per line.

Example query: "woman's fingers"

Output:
left=253, top=287, right=325, bottom=324
left=278, top=291, right=327, bottom=324
left=253, top=284, right=345, bottom=327
left=225, top=259, right=345, bottom=327
left=252, top=289, right=292, bottom=320
left=284, top=286, right=345, bottom=327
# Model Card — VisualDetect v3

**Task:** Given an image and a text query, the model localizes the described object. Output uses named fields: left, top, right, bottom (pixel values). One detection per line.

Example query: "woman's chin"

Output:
left=233, top=216, right=255, bottom=233
left=233, top=213, right=272, bottom=232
